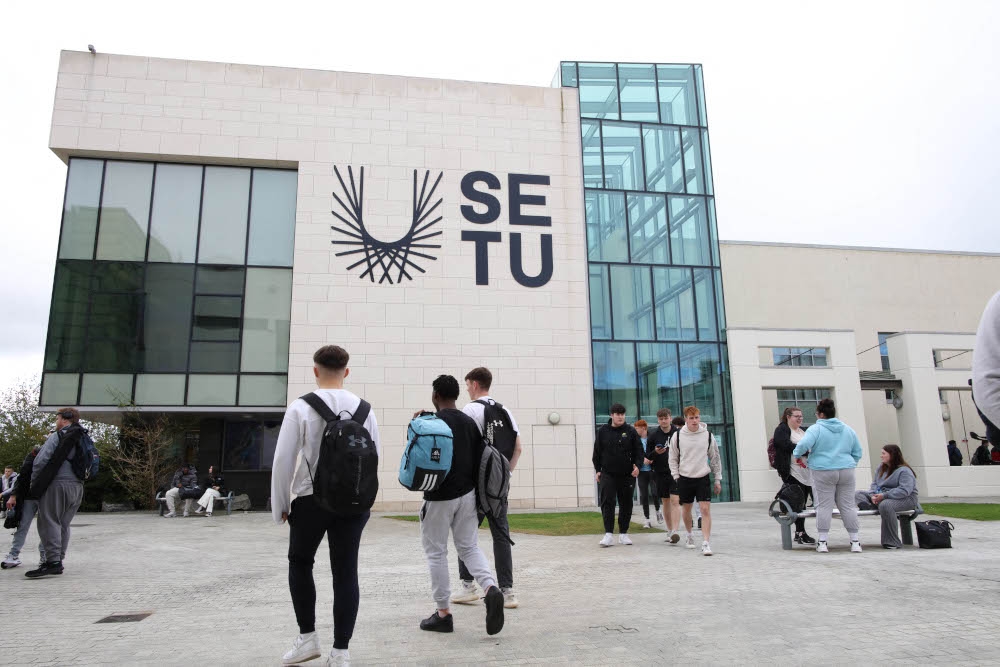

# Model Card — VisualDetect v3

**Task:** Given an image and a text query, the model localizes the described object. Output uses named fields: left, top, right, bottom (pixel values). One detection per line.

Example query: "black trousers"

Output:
left=636, top=471, right=659, bottom=518
left=787, top=477, right=812, bottom=533
left=287, top=495, right=370, bottom=649
left=599, top=472, right=635, bottom=534
left=457, top=505, right=513, bottom=589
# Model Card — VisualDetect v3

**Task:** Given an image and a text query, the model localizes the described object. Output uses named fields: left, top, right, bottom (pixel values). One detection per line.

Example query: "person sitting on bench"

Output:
left=163, top=463, right=200, bottom=518
left=195, top=465, right=225, bottom=517
left=855, top=445, right=922, bottom=550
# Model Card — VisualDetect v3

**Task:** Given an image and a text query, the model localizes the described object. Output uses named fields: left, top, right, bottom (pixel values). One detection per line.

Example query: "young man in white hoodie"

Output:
left=668, top=406, right=722, bottom=556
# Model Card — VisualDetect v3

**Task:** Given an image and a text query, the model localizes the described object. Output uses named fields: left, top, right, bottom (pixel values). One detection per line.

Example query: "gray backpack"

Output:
left=477, top=442, right=514, bottom=546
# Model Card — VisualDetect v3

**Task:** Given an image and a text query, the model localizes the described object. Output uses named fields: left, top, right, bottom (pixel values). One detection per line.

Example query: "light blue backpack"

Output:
left=399, top=412, right=454, bottom=492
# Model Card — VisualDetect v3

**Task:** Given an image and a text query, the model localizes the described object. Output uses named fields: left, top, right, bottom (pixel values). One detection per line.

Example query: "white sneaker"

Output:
left=1, top=553, right=21, bottom=569
left=206, top=512, right=213, bottom=517
left=599, top=533, right=614, bottom=548
left=851, top=541, right=863, bottom=553
left=501, top=587, right=519, bottom=609
left=816, top=541, right=829, bottom=553
left=655, top=510, right=664, bottom=524
left=642, top=519, right=651, bottom=529
left=702, top=541, right=713, bottom=556
left=326, top=648, right=350, bottom=666
left=282, top=632, right=321, bottom=665
left=163, top=512, right=176, bottom=518
left=685, top=534, right=695, bottom=549
left=183, top=511, right=190, bottom=517
left=452, top=581, right=480, bottom=605
left=195, top=506, right=205, bottom=514
left=619, top=533, right=633, bottom=545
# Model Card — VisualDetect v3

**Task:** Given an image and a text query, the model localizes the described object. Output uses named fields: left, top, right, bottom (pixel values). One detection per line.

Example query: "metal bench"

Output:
left=155, top=490, right=235, bottom=516
left=768, top=499, right=919, bottom=550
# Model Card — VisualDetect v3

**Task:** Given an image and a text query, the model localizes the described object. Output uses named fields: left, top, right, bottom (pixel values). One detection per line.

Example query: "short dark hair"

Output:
left=948, top=440, right=957, bottom=446
left=609, top=403, right=626, bottom=415
left=314, top=345, right=349, bottom=372
left=432, top=374, right=460, bottom=401
left=817, top=398, right=836, bottom=419
left=672, top=416, right=685, bottom=427
left=181, top=462, right=191, bottom=469
left=656, top=408, right=671, bottom=419
left=464, top=367, right=492, bottom=390
left=56, top=407, right=80, bottom=423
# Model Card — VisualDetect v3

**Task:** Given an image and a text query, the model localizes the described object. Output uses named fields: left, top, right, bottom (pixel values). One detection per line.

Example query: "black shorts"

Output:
left=676, top=475, right=711, bottom=504
left=655, top=473, right=676, bottom=498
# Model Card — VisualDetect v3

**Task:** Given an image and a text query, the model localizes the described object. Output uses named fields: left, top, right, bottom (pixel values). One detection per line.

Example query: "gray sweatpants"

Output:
left=420, top=490, right=497, bottom=610
left=36, top=481, right=84, bottom=563
left=855, top=491, right=918, bottom=548
left=811, top=469, right=858, bottom=536
left=8, top=499, right=44, bottom=561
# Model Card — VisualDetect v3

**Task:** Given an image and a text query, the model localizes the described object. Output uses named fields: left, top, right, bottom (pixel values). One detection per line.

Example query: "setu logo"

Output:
left=330, top=166, right=443, bottom=284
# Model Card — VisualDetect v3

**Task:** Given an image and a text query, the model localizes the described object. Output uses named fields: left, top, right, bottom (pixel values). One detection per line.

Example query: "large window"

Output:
left=224, top=420, right=282, bottom=471
left=42, top=158, right=296, bottom=408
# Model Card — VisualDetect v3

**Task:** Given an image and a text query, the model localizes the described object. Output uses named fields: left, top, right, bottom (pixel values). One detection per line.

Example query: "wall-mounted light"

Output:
left=548, top=412, right=560, bottom=425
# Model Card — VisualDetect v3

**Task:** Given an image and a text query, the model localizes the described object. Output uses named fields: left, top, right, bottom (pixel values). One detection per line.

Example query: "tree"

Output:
left=109, top=408, right=184, bottom=509
left=0, top=378, right=52, bottom=469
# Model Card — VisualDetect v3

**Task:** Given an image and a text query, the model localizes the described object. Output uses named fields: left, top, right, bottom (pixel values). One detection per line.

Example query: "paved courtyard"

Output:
left=1, top=502, right=997, bottom=666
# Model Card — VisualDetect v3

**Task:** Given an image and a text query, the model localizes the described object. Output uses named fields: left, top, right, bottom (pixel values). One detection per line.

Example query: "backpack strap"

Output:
left=352, top=399, right=371, bottom=426
left=300, top=393, right=337, bottom=423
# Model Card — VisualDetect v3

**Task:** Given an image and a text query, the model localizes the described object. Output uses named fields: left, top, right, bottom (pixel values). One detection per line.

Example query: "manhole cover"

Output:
left=96, top=612, right=153, bottom=624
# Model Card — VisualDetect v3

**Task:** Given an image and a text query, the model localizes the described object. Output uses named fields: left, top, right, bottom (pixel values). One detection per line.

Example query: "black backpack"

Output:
left=775, top=482, right=806, bottom=513
left=301, top=393, right=379, bottom=514
left=475, top=399, right=517, bottom=461
left=477, top=441, right=514, bottom=546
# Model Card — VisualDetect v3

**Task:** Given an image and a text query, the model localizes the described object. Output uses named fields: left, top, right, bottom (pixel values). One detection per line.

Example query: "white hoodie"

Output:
left=668, top=423, right=722, bottom=480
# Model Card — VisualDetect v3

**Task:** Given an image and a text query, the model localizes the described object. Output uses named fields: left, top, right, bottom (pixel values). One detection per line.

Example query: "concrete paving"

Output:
left=0, top=502, right=996, bottom=666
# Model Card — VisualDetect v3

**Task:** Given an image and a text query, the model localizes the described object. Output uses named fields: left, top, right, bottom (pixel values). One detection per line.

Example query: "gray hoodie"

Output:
left=973, top=291, right=1000, bottom=428
left=31, top=426, right=81, bottom=488
left=668, top=423, right=722, bottom=480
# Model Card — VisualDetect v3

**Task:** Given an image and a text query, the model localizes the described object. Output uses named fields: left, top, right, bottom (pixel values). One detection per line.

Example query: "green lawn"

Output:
left=385, top=511, right=664, bottom=536
left=922, top=503, right=1000, bottom=522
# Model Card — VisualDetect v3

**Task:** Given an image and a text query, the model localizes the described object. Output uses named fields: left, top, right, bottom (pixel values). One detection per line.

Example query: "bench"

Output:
left=155, top=490, right=235, bottom=516
left=768, top=499, right=919, bottom=550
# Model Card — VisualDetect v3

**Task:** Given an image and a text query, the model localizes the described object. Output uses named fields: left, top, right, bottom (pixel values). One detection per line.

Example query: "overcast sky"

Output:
left=2, top=0, right=998, bottom=390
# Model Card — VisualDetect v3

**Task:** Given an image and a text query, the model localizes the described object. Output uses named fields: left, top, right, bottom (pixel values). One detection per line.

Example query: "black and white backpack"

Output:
left=301, top=393, right=379, bottom=514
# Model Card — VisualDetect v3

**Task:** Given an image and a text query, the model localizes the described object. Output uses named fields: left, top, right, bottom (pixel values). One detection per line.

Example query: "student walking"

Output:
left=454, top=367, right=522, bottom=609
left=2, top=445, right=44, bottom=570
left=416, top=375, right=505, bottom=636
left=668, top=406, right=722, bottom=556
left=271, top=345, right=381, bottom=667
left=634, top=420, right=659, bottom=529
left=646, top=409, right=680, bottom=542
left=592, top=403, right=643, bottom=547
left=792, top=398, right=863, bottom=553
left=28, top=408, right=88, bottom=578
left=773, top=407, right=816, bottom=545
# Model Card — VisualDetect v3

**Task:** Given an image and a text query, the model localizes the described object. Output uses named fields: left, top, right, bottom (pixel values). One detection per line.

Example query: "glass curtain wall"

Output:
left=42, top=158, right=297, bottom=409
left=563, top=62, right=738, bottom=500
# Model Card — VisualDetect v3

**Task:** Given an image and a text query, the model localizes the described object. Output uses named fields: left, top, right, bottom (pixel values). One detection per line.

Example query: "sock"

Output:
left=818, top=532, right=829, bottom=542
left=849, top=532, right=859, bottom=542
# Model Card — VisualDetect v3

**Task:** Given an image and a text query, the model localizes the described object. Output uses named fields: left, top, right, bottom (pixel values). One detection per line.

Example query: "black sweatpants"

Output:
left=599, top=472, right=635, bottom=534
left=788, top=477, right=812, bottom=533
left=637, top=470, right=659, bottom=519
left=288, top=495, right=370, bottom=649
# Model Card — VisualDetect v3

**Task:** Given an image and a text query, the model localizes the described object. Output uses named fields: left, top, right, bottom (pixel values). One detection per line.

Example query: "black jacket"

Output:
left=972, top=443, right=992, bottom=465
left=202, top=474, right=225, bottom=494
left=645, top=426, right=677, bottom=475
left=593, top=422, right=644, bottom=476
left=424, top=409, right=484, bottom=502
left=947, top=444, right=963, bottom=466
left=773, top=422, right=795, bottom=482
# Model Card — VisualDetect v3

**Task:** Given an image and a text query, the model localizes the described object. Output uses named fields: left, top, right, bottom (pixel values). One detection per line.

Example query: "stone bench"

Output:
left=768, top=499, right=919, bottom=550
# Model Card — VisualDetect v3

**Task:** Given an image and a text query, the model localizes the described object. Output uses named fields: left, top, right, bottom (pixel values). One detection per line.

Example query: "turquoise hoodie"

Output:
left=791, top=418, right=862, bottom=471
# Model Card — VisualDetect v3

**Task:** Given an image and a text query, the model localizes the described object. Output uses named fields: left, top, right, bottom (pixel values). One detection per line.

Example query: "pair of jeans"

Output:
left=287, top=495, right=370, bottom=650
left=457, top=504, right=513, bottom=590
left=8, top=499, right=43, bottom=561
left=598, top=472, right=635, bottom=534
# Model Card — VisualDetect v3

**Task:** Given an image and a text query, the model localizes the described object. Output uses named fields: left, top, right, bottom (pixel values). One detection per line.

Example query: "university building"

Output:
left=40, top=51, right=1000, bottom=507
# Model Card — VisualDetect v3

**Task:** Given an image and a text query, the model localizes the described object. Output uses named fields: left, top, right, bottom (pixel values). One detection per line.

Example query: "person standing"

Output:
left=416, top=375, right=505, bottom=636
left=0, top=466, right=17, bottom=504
left=2, top=445, right=44, bottom=570
left=947, top=440, right=963, bottom=467
left=592, top=403, right=643, bottom=547
left=646, top=408, right=680, bottom=543
left=453, top=367, right=522, bottom=610
left=773, top=408, right=816, bottom=545
left=27, top=408, right=87, bottom=578
left=792, top=398, right=863, bottom=553
left=855, top=445, right=922, bottom=549
left=634, top=420, right=659, bottom=529
left=668, top=406, right=722, bottom=556
left=271, top=345, right=381, bottom=667
left=194, top=465, right=225, bottom=516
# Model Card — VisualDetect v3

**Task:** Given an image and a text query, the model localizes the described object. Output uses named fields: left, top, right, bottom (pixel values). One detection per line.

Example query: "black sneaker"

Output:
left=883, top=544, right=901, bottom=550
left=484, top=586, right=505, bottom=636
left=795, top=532, right=817, bottom=545
left=25, top=561, right=63, bottom=578
left=419, top=611, right=454, bottom=633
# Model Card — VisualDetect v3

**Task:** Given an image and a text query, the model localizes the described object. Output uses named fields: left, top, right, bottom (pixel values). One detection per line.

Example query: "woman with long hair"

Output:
left=773, top=407, right=815, bottom=544
left=195, top=465, right=225, bottom=517
left=855, top=445, right=922, bottom=549
left=792, top=398, right=864, bottom=553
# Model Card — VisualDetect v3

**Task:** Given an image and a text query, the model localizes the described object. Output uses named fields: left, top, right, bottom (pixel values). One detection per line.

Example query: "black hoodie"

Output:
left=593, top=421, right=644, bottom=476
left=645, top=425, right=678, bottom=475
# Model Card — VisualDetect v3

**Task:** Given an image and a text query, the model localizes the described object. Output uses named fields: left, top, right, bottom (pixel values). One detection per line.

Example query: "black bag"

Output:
left=477, top=441, right=514, bottom=546
left=915, top=520, right=955, bottom=548
left=179, top=486, right=203, bottom=500
left=301, top=393, right=379, bottom=515
left=475, top=399, right=518, bottom=462
left=775, top=482, right=806, bottom=513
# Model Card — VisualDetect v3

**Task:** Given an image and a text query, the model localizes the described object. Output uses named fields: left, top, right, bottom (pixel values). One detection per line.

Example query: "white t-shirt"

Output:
left=270, top=388, right=381, bottom=524
left=461, top=396, right=520, bottom=436
left=789, top=428, right=813, bottom=486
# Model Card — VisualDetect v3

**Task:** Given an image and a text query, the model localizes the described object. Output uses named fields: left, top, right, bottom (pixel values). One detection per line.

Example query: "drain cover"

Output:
left=96, top=612, right=152, bottom=624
